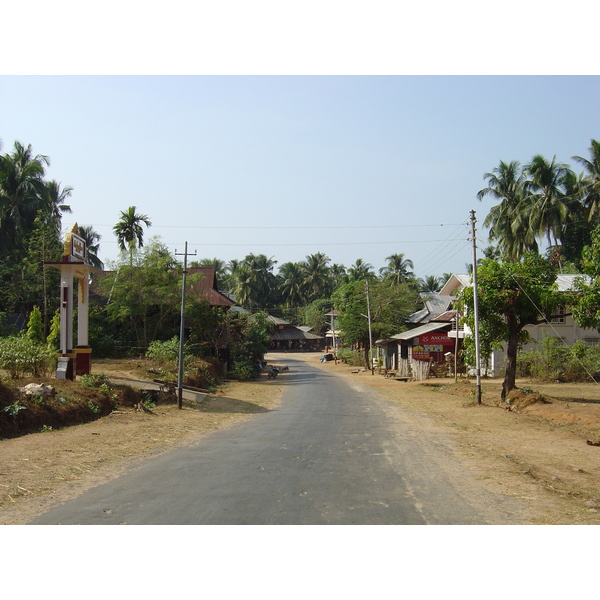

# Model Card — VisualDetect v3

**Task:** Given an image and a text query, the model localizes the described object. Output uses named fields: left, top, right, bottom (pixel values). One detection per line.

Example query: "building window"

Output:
left=584, top=339, right=600, bottom=347
left=551, top=306, right=566, bottom=324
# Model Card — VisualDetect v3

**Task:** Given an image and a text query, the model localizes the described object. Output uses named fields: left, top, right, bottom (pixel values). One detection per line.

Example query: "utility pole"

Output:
left=470, top=210, right=482, bottom=405
left=330, top=307, right=337, bottom=364
left=175, top=242, right=197, bottom=409
left=365, top=279, right=374, bottom=375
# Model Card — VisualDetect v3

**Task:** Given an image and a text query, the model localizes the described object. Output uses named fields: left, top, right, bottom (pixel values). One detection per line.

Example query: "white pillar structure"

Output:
left=46, top=224, right=100, bottom=379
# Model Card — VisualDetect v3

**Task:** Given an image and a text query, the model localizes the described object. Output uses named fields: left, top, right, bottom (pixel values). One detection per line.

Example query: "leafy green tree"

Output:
left=46, top=309, right=61, bottom=350
left=572, top=225, right=600, bottom=332
left=302, top=299, right=332, bottom=337
left=26, top=306, right=44, bottom=344
left=333, top=278, right=417, bottom=367
left=100, top=240, right=181, bottom=348
left=458, top=254, right=564, bottom=399
left=113, top=206, right=152, bottom=265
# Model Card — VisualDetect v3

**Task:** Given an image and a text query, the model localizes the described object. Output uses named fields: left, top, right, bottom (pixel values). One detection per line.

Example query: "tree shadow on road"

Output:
left=197, top=395, right=273, bottom=414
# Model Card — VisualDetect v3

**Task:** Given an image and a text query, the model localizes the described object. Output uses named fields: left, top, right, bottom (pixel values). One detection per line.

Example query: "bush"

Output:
left=0, top=336, right=56, bottom=378
left=518, top=337, right=600, bottom=382
left=336, top=347, right=365, bottom=367
left=146, top=336, right=181, bottom=365
left=228, top=359, right=257, bottom=381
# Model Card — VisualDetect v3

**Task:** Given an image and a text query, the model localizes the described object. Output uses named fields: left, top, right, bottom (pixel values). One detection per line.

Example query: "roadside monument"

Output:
left=45, top=224, right=101, bottom=379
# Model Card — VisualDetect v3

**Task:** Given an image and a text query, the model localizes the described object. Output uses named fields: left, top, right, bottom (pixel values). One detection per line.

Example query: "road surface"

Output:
left=30, top=354, right=524, bottom=524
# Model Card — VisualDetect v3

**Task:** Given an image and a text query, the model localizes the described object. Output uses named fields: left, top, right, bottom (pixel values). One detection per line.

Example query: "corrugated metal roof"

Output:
left=555, top=274, right=590, bottom=291
left=392, top=321, right=450, bottom=341
left=270, top=328, right=323, bottom=341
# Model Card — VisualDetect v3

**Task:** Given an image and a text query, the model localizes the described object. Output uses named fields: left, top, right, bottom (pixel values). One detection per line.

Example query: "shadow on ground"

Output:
left=197, top=395, right=273, bottom=414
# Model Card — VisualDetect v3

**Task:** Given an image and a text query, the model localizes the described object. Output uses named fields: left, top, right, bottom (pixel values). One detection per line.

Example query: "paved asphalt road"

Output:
left=30, top=355, right=511, bottom=525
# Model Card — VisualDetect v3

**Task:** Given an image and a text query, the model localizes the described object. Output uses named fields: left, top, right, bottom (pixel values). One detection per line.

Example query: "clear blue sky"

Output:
left=2, top=2, right=599, bottom=280
left=2, top=75, right=599, bottom=279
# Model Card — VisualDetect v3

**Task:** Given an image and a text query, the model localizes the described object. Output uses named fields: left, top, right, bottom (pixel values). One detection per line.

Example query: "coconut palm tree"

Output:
left=348, top=258, right=375, bottom=281
left=417, top=275, right=443, bottom=293
left=78, top=225, right=104, bottom=269
left=379, top=253, right=414, bottom=284
left=573, top=139, right=600, bottom=221
left=0, top=141, right=49, bottom=253
left=302, top=252, right=331, bottom=301
left=278, top=261, right=305, bottom=307
left=113, top=206, right=152, bottom=265
left=478, top=160, right=538, bottom=261
left=523, top=154, right=573, bottom=248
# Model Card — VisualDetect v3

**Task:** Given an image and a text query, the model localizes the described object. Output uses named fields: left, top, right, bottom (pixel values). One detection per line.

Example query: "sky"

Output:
left=2, top=2, right=599, bottom=283
left=2, top=75, right=599, bottom=280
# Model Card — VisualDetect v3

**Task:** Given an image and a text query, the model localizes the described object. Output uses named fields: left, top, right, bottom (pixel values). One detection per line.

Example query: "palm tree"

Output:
left=229, top=254, right=278, bottom=309
left=0, top=141, right=49, bottom=254
left=379, top=253, right=414, bottom=284
left=478, top=160, right=538, bottom=261
left=417, top=275, right=443, bottom=293
left=348, top=258, right=375, bottom=281
left=523, top=155, right=573, bottom=248
left=113, top=206, right=152, bottom=265
left=572, top=139, right=600, bottom=221
left=193, top=258, right=227, bottom=284
left=330, top=263, right=347, bottom=288
left=278, top=262, right=305, bottom=307
left=302, top=252, right=331, bottom=301
left=78, top=225, right=104, bottom=269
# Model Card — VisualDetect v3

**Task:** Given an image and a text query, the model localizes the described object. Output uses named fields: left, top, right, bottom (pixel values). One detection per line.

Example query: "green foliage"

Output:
left=99, top=240, right=182, bottom=348
left=79, top=373, right=111, bottom=388
left=146, top=336, right=181, bottom=365
left=459, top=254, right=565, bottom=397
left=26, top=306, right=44, bottom=343
left=46, top=309, right=60, bottom=349
left=332, top=279, right=417, bottom=347
left=228, top=359, right=257, bottom=381
left=0, top=336, right=56, bottom=378
left=301, top=299, right=331, bottom=336
left=336, top=347, right=364, bottom=366
left=2, top=401, right=26, bottom=418
left=573, top=225, right=600, bottom=331
left=518, top=338, right=600, bottom=382
left=241, top=311, right=271, bottom=361
left=87, top=400, right=101, bottom=415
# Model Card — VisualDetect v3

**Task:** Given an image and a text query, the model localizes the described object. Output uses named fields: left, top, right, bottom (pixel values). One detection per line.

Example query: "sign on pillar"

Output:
left=45, top=224, right=101, bottom=379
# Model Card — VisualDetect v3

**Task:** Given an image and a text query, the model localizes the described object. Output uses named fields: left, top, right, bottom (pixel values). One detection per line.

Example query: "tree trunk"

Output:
left=502, top=322, right=520, bottom=400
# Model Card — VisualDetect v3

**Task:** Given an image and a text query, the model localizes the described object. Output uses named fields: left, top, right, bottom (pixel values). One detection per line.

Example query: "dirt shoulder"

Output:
left=305, top=353, right=600, bottom=524
left=3, top=353, right=600, bottom=525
